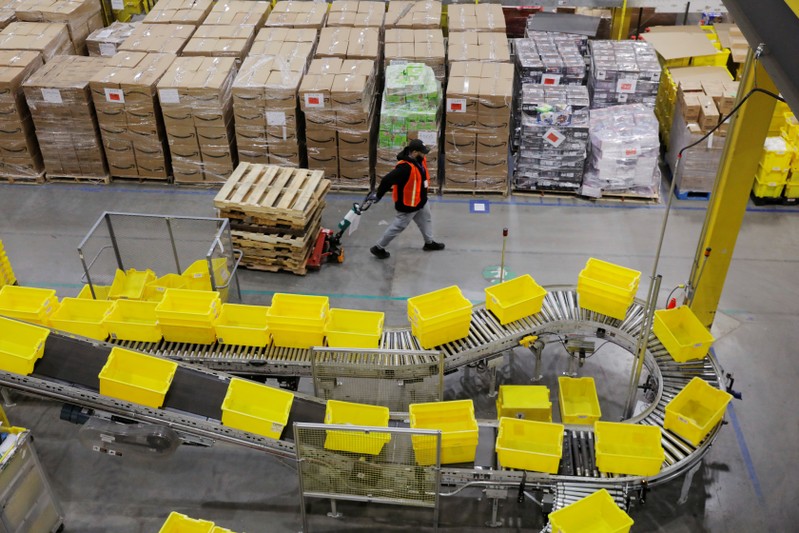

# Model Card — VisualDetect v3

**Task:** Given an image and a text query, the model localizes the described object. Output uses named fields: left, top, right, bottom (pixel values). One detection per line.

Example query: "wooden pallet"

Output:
left=0, top=172, right=45, bottom=185
left=112, top=175, right=172, bottom=184
left=215, top=164, right=329, bottom=230
left=440, top=187, right=509, bottom=197
left=46, top=174, right=111, bottom=184
left=514, top=188, right=660, bottom=204
left=225, top=201, right=326, bottom=237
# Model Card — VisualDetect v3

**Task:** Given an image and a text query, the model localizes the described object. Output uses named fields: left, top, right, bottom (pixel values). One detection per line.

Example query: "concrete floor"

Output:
left=1, top=182, right=798, bottom=532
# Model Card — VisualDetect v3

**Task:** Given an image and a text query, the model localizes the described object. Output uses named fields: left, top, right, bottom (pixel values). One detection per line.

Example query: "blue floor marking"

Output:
left=727, top=402, right=766, bottom=505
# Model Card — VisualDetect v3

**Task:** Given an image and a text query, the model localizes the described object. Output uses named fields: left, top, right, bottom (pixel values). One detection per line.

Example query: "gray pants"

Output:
left=376, top=203, right=434, bottom=249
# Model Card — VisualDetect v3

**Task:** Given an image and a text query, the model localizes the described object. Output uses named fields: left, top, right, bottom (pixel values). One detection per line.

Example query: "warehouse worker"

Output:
left=367, top=139, right=445, bottom=259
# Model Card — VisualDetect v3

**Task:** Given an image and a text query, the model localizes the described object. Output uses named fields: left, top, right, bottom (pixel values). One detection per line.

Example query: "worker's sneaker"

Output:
left=370, top=245, right=390, bottom=259
left=423, top=241, right=445, bottom=251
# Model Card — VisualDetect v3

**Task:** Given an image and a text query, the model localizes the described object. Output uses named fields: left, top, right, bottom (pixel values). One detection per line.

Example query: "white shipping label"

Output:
left=617, top=93, right=629, bottom=103
left=111, top=0, right=124, bottom=9
left=595, top=69, right=607, bottom=81
left=616, top=79, right=638, bottom=93
left=541, top=74, right=562, bottom=86
left=98, top=43, right=116, bottom=57
left=266, top=111, right=286, bottom=126
left=542, top=128, right=566, bottom=148
left=41, top=88, right=62, bottom=104
left=447, top=98, right=466, bottom=113
left=104, top=88, right=125, bottom=104
left=390, top=59, right=408, bottom=66
left=159, top=89, right=180, bottom=104
left=304, top=93, right=325, bottom=108
left=418, top=130, right=437, bottom=146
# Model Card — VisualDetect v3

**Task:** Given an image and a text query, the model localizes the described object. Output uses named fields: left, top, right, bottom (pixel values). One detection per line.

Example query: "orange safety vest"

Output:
left=392, top=158, right=427, bottom=207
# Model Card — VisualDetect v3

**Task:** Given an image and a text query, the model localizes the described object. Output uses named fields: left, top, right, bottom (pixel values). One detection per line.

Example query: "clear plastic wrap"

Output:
left=515, top=32, right=587, bottom=85
left=203, top=0, right=271, bottom=27
left=448, top=32, right=511, bottom=64
left=513, top=84, right=590, bottom=192
left=0, top=50, right=45, bottom=179
left=0, top=4, right=15, bottom=31
left=265, top=1, right=328, bottom=29
left=315, top=26, right=380, bottom=60
left=86, top=21, right=137, bottom=58
left=156, top=56, right=238, bottom=184
left=384, top=28, right=445, bottom=81
left=385, top=1, right=441, bottom=29
left=588, top=40, right=661, bottom=109
left=89, top=52, right=175, bottom=180
left=22, top=55, right=108, bottom=179
left=142, top=0, right=213, bottom=25
left=0, top=21, right=73, bottom=61
left=582, top=103, right=661, bottom=197
left=665, top=101, right=726, bottom=194
left=448, top=3, right=505, bottom=33
left=326, top=0, right=385, bottom=28
left=181, top=24, right=256, bottom=63
left=14, top=0, right=104, bottom=55
left=117, top=23, right=195, bottom=55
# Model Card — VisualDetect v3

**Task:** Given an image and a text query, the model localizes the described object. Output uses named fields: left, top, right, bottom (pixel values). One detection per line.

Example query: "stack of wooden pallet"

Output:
left=214, top=163, right=330, bottom=275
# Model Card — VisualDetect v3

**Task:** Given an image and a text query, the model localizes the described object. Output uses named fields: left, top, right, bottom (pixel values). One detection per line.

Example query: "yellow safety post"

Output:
left=611, top=0, right=631, bottom=40
left=688, top=51, right=778, bottom=327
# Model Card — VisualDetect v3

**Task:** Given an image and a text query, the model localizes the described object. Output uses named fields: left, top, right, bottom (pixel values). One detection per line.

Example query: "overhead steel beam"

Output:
left=722, top=0, right=799, bottom=114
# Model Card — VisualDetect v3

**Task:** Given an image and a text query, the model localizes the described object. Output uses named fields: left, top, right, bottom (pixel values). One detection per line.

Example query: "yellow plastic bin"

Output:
left=594, top=421, right=665, bottom=476
left=267, top=293, right=329, bottom=349
left=0, top=316, right=49, bottom=375
left=104, top=300, right=162, bottom=342
left=496, top=417, right=564, bottom=473
left=558, top=377, right=602, bottom=425
left=485, top=274, right=547, bottom=325
left=211, top=528, right=234, bottom=533
left=409, top=399, right=479, bottom=465
left=156, top=289, right=220, bottom=344
left=214, top=304, right=269, bottom=346
left=159, top=512, right=214, bottom=533
left=77, top=284, right=111, bottom=300
left=325, top=308, right=384, bottom=348
left=221, top=378, right=294, bottom=439
left=407, top=286, right=472, bottom=349
left=108, top=268, right=156, bottom=300
left=653, top=305, right=715, bottom=362
left=99, top=347, right=178, bottom=408
left=752, top=177, right=784, bottom=198
left=0, top=286, right=59, bottom=325
left=496, top=385, right=552, bottom=422
left=144, top=274, right=187, bottom=302
left=324, top=400, right=391, bottom=455
left=49, top=298, right=114, bottom=340
left=182, top=258, right=230, bottom=291
left=577, top=258, right=640, bottom=320
left=549, top=489, right=634, bottom=533
left=664, top=377, right=732, bottom=446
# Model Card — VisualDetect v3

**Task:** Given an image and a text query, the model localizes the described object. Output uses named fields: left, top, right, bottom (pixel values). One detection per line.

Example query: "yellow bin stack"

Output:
left=0, top=240, right=15, bottom=287
left=653, top=305, right=715, bottom=362
left=267, top=293, right=329, bottom=349
left=549, top=489, right=634, bottom=533
left=104, top=300, right=162, bottom=342
left=0, top=316, right=49, bottom=375
left=558, top=376, right=602, bottom=425
left=594, top=421, right=665, bottom=476
left=485, top=274, right=547, bottom=325
left=49, top=298, right=114, bottom=340
left=155, top=289, right=221, bottom=344
left=0, top=286, right=59, bottom=325
left=182, top=258, right=231, bottom=301
left=409, top=399, right=479, bottom=465
left=77, top=284, right=111, bottom=300
left=408, top=286, right=472, bottom=349
left=108, top=268, right=156, bottom=300
left=99, top=347, right=178, bottom=409
left=325, top=308, right=384, bottom=349
left=324, top=400, right=391, bottom=456
left=144, top=274, right=188, bottom=302
left=496, top=385, right=552, bottom=422
left=577, top=258, right=640, bottom=320
left=214, top=304, right=270, bottom=346
left=496, top=418, right=564, bottom=473
left=664, top=377, right=732, bottom=446
left=221, top=378, right=294, bottom=439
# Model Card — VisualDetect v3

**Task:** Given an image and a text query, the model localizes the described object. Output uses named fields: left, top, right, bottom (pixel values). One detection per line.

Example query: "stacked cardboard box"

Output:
left=448, top=32, right=511, bottom=64
left=299, top=57, right=377, bottom=189
left=264, top=1, right=327, bottom=29
left=513, top=84, right=589, bottom=193
left=326, top=0, right=385, bottom=28
left=0, top=1, right=16, bottom=30
left=89, top=52, right=175, bottom=181
left=444, top=62, right=513, bottom=193
left=203, top=0, right=271, bottom=26
left=384, top=28, right=445, bottom=81
left=23, top=55, right=108, bottom=180
left=676, top=78, right=738, bottom=133
left=376, top=63, right=441, bottom=181
left=583, top=103, right=660, bottom=199
left=142, top=0, right=212, bottom=25
left=14, top=0, right=104, bottom=54
left=118, top=23, right=195, bottom=54
left=385, top=0, right=440, bottom=29
left=665, top=101, right=727, bottom=195
left=448, top=3, right=505, bottom=33
left=0, top=22, right=73, bottom=61
left=588, top=40, right=660, bottom=109
left=182, top=24, right=256, bottom=64
left=314, top=26, right=381, bottom=61
left=0, top=50, right=44, bottom=181
left=233, top=30, right=313, bottom=167
left=525, top=22, right=589, bottom=53
left=86, top=21, right=137, bottom=57
left=157, top=56, right=238, bottom=184
left=515, top=32, right=586, bottom=85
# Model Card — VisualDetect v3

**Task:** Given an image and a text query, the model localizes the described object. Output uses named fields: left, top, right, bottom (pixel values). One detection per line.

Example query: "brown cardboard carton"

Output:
left=86, top=22, right=137, bottom=57
left=0, top=22, right=73, bottom=61
left=315, top=27, right=349, bottom=58
left=680, top=92, right=701, bottom=122
left=444, top=132, right=476, bottom=156
left=718, top=81, right=738, bottom=115
left=307, top=57, right=343, bottom=75
left=445, top=76, right=479, bottom=122
left=476, top=155, right=508, bottom=178
left=118, top=24, right=195, bottom=54
left=697, top=94, right=719, bottom=130
left=385, top=1, right=441, bottom=29
left=15, top=0, right=103, bottom=54
left=477, top=77, right=512, bottom=128
left=476, top=134, right=509, bottom=157
left=266, top=1, right=328, bottom=29
left=299, top=73, right=335, bottom=111
left=347, top=27, right=380, bottom=59
left=143, top=0, right=213, bottom=25
left=204, top=1, right=271, bottom=26
left=476, top=3, right=506, bottom=33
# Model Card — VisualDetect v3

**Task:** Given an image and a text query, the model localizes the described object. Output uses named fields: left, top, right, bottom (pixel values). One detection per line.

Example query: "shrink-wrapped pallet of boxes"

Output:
left=142, top=0, right=212, bottom=25
left=588, top=40, right=660, bottom=109
left=447, top=32, right=511, bottom=64
left=0, top=1, right=15, bottom=30
left=326, top=0, right=385, bottom=28
left=264, top=0, right=327, bottom=29
left=0, top=21, right=74, bottom=61
left=14, top=0, right=104, bottom=55
left=86, top=21, right=137, bottom=57
left=385, top=0, right=441, bottom=30
left=89, top=52, right=175, bottom=181
left=157, top=56, right=238, bottom=184
left=515, top=32, right=587, bottom=86
left=314, top=26, right=381, bottom=62
left=0, top=50, right=44, bottom=183
left=376, top=63, right=441, bottom=185
left=23, top=55, right=108, bottom=181
left=203, top=0, right=271, bottom=26
left=448, top=3, right=505, bottom=33
left=181, top=24, right=256, bottom=64
left=384, top=28, right=445, bottom=82
left=117, top=23, right=195, bottom=55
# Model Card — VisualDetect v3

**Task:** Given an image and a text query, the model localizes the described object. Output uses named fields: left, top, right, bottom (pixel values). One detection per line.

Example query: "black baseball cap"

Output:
left=407, top=138, right=430, bottom=154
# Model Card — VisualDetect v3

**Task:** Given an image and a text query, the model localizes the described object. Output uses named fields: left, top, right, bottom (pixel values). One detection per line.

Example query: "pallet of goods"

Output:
left=86, top=21, right=137, bottom=57
left=214, top=163, right=330, bottom=275
left=14, top=0, right=105, bottom=55
left=588, top=40, right=660, bottom=109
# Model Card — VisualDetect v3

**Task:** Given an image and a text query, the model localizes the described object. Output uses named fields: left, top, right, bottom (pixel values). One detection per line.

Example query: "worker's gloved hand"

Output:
left=366, top=192, right=379, bottom=203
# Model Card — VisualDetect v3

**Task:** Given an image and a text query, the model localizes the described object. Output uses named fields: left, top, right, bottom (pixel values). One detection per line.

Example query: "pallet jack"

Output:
left=306, top=195, right=374, bottom=270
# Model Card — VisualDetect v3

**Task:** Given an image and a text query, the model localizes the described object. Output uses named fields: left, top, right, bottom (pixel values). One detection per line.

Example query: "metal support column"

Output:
left=688, top=53, right=778, bottom=327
